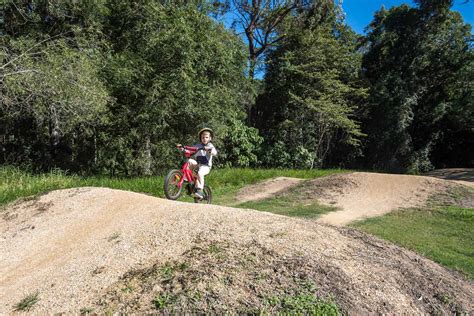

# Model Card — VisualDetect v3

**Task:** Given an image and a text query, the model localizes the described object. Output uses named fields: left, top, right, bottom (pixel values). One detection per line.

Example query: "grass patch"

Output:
left=0, top=166, right=348, bottom=208
left=262, top=281, right=339, bottom=314
left=352, top=205, right=474, bottom=279
left=153, top=293, right=175, bottom=310
left=80, top=307, right=94, bottom=314
left=0, top=166, right=167, bottom=207
left=209, top=168, right=348, bottom=205
left=235, top=197, right=337, bottom=219
left=232, top=181, right=339, bottom=219
left=263, top=293, right=340, bottom=314
left=14, top=291, right=39, bottom=311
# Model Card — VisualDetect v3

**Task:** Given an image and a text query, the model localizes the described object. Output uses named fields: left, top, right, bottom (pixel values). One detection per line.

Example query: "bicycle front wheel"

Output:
left=164, top=169, right=184, bottom=200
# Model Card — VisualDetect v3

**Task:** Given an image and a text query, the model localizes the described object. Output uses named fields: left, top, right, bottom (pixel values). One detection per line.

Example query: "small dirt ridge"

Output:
left=315, top=172, right=452, bottom=225
left=236, top=171, right=473, bottom=226
left=236, top=176, right=304, bottom=203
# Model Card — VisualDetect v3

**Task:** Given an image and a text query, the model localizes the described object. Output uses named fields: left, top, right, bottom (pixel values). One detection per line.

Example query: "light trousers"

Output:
left=188, top=159, right=211, bottom=189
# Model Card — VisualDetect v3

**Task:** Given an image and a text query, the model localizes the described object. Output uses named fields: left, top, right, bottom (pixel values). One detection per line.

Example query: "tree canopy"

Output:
left=361, top=1, right=472, bottom=172
left=1, top=0, right=472, bottom=174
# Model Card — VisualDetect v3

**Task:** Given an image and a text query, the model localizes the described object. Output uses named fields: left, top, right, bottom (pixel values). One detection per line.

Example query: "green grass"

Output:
left=209, top=168, right=348, bottom=205
left=0, top=166, right=167, bottom=207
left=153, top=293, right=175, bottom=310
left=235, top=196, right=338, bottom=218
left=262, top=281, right=340, bottom=314
left=352, top=206, right=474, bottom=279
left=264, top=293, right=340, bottom=315
left=0, top=166, right=347, bottom=208
left=228, top=176, right=339, bottom=218
left=14, top=292, right=39, bottom=311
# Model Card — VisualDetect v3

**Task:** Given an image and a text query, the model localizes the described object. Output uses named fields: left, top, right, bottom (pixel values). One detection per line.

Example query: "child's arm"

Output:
left=204, top=144, right=217, bottom=156
left=177, top=144, right=199, bottom=154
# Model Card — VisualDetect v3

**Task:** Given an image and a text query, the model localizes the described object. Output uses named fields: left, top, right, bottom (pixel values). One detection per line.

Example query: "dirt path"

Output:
left=315, top=172, right=451, bottom=226
left=234, top=171, right=472, bottom=226
left=1, top=188, right=473, bottom=313
left=424, top=168, right=474, bottom=187
left=235, top=177, right=303, bottom=203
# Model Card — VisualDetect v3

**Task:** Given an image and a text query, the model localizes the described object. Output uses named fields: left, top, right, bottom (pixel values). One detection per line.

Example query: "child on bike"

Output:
left=177, top=127, right=217, bottom=199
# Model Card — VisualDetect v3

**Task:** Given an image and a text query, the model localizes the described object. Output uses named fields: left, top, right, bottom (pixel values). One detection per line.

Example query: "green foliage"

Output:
left=256, top=20, right=367, bottom=169
left=218, top=118, right=263, bottom=167
left=14, top=291, right=39, bottom=311
left=361, top=2, right=472, bottom=172
left=431, top=51, right=474, bottom=168
left=1, top=1, right=472, bottom=174
left=153, top=293, right=175, bottom=310
left=1, top=2, right=250, bottom=175
left=97, top=3, right=249, bottom=175
left=3, top=0, right=108, bottom=37
left=262, top=282, right=340, bottom=315
left=1, top=35, right=109, bottom=169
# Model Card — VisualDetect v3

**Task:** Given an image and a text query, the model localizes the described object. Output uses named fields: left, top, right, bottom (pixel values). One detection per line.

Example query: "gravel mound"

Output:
left=1, top=187, right=473, bottom=313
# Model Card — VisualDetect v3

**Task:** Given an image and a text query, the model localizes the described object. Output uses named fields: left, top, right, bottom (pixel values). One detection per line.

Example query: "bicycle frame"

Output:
left=177, top=146, right=199, bottom=188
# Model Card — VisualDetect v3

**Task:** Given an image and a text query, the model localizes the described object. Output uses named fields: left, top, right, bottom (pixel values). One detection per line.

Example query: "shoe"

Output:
left=193, top=190, right=204, bottom=199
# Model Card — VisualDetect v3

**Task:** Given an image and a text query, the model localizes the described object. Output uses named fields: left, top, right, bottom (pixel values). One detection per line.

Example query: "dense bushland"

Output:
left=1, top=0, right=472, bottom=175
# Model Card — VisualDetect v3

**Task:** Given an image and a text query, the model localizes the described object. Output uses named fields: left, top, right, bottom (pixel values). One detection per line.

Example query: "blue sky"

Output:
left=343, top=0, right=474, bottom=34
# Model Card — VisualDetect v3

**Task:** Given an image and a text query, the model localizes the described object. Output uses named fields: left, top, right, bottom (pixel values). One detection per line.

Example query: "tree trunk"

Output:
left=142, top=135, right=152, bottom=176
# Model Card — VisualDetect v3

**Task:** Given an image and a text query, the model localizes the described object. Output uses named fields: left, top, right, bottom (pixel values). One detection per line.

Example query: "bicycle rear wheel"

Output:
left=194, top=185, right=212, bottom=204
left=164, top=169, right=183, bottom=200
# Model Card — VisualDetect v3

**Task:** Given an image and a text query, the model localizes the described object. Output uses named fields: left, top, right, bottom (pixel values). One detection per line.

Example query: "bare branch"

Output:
left=1, top=32, right=69, bottom=70
left=231, top=0, right=296, bottom=78
left=1, top=69, right=40, bottom=78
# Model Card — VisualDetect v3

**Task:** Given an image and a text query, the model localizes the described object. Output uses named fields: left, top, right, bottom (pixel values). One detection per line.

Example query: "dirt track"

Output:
left=1, top=185, right=473, bottom=313
left=237, top=171, right=473, bottom=225
left=315, top=172, right=451, bottom=225
left=424, top=168, right=474, bottom=188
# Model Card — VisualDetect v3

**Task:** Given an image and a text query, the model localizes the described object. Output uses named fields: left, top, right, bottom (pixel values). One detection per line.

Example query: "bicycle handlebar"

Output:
left=177, top=145, right=212, bottom=153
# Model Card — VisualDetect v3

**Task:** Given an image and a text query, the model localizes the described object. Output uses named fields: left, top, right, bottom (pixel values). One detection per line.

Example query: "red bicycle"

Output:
left=163, top=145, right=212, bottom=204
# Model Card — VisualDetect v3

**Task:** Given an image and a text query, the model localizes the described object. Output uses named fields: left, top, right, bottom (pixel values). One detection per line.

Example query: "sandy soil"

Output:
left=1, top=187, right=473, bottom=313
left=314, top=172, right=452, bottom=226
left=236, top=171, right=472, bottom=226
left=236, top=177, right=304, bottom=203
left=424, top=168, right=474, bottom=188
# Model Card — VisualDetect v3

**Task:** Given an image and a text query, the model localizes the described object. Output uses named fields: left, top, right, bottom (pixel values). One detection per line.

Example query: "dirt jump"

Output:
left=1, top=179, right=473, bottom=313
left=237, top=170, right=474, bottom=225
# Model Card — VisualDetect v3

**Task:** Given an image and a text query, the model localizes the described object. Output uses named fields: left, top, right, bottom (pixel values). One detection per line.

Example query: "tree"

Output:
left=430, top=49, right=474, bottom=167
left=1, top=1, right=251, bottom=174
left=361, top=1, right=472, bottom=172
left=255, top=18, right=367, bottom=168
left=99, top=2, right=249, bottom=175
left=230, top=0, right=337, bottom=79
left=1, top=1, right=109, bottom=170
left=227, top=0, right=338, bottom=126
left=219, top=118, right=263, bottom=167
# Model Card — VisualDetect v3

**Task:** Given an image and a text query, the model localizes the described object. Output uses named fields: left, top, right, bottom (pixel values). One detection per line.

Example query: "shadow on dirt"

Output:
left=425, top=169, right=474, bottom=182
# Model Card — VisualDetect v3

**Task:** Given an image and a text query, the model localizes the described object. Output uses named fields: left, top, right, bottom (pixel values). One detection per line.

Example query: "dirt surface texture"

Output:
left=314, top=172, right=453, bottom=226
left=236, top=176, right=304, bottom=203
left=424, top=168, right=474, bottom=187
left=1, top=186, right=473, bottom=313
left=236, top=171, right=471, bottom=226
